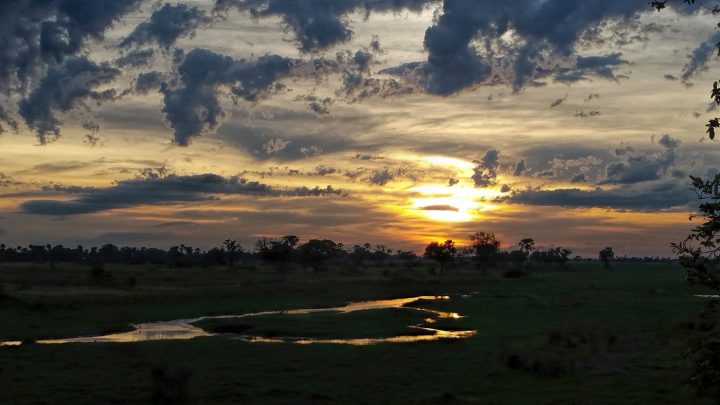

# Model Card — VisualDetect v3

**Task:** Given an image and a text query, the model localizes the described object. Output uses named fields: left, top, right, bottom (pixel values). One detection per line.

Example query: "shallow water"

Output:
left=1, top=295, right=476, bottom=346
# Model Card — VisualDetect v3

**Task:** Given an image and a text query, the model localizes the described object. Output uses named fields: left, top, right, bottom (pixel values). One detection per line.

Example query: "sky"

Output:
left=0, top=0, right=719, bottom=256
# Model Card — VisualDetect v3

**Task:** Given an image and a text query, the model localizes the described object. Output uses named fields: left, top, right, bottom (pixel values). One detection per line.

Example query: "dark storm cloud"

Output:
left=0, top=0, right=140, bottom=95
left=0, top=0, right=140, bottom=142
left=161, top=48, right=296, bottom=145
left=120, top=3, right=211, bottom=50
left=506, top=181, right=695, bottom=211
left=383, top=0, right=654, bottom=94
left=18, top=57, right=120, bottom=144
left=214, top=0, right=436, bottom=52
left=21, top=173, right=345, bottom=215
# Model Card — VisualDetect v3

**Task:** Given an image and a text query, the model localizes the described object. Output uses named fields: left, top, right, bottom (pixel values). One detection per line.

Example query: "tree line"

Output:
left=0, top=235, right=671, bottom=271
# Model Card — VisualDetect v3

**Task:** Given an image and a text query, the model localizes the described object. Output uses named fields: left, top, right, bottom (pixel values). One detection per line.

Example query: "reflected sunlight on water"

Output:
left=1, top=295, right=476, bottom=346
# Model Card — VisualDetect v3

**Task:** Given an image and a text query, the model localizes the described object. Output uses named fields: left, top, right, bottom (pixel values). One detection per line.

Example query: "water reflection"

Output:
left=1, top=295, right=476, bottom=346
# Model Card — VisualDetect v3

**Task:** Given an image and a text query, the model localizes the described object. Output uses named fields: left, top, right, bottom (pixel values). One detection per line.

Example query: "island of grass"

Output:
left=192, top=308, right=441, bottom=340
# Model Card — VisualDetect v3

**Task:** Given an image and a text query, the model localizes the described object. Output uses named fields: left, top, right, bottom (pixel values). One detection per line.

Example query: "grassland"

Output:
left=0, top=260, right=717, bottom=404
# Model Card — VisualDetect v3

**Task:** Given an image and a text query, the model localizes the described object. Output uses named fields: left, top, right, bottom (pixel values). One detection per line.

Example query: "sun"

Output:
left=409, top=184, right=502, bottom=223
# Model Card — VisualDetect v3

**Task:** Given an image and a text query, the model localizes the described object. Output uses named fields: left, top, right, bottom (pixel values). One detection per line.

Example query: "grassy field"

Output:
left=0, top=261, right=717, bottom=404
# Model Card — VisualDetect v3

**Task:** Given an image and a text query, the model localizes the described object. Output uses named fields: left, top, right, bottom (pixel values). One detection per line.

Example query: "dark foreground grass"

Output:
left=0, top=261, right=717, bottom=403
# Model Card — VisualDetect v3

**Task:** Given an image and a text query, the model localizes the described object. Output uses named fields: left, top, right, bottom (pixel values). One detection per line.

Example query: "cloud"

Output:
left=217, top=118, right=360, bottom=161
left=134, top=71, right=167, bottom=94
left=0, top=105, right=18, bottom=134
left=0, top=1, right=138, bottom=93
left=115, top=49, right=155, bottom=68
left=472, top=149, right=499, bottom=187
left=513, top=159, right=527, bottom=176
left=383, top=1, right=648, bottom=94
left=658, top=133, right=680, bottom=149
left=681, top=31, right=720, bottom=83
left=18, top=57, right=119, bottom=143
left=17, top=161, right=97, bottom=175
left=420, top=205, right=458, bottom=212
left=574, top=110, right=601, bottom=118
left=368, top=167, right=394, bottom=186
left=263, top=138, right=290, bottom=154
left=120, top=4, right=210, bottom=49
left=506, top=181, right=695, bottom=211
left=21, top=173, right=344, bottom=215
left=570, top=173, right=587, bottom=183
left=0, top=173, right=21, bottom=188
left=550, top=95, right=568, bottom=108
left=315, top=166, right=338, bottom=176
left=161, top=48, right=296, bottom=145
left=215, top=0, right=435, bottom=52
left=599, top=135, right=679, bottom=185
left=554, top=53, right=629, bottom=83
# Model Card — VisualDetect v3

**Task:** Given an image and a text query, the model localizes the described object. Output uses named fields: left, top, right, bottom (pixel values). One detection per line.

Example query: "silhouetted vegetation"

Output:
left=469, top=232, right=501, bottom=271
left=423, top=240, right=457, bottom=274
left=599, top=247, right=615, bottom=269
left=0, top=237, right=668, bottom=273
left=674, top=174, right=720, bottom=401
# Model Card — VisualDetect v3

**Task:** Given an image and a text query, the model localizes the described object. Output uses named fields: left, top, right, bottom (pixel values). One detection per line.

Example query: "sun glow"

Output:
left=408, top=184, right=503, bottom=223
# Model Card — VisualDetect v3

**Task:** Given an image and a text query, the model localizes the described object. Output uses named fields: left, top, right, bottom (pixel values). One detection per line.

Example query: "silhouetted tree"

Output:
left=528, top=247, right=573, bottom=267
left=372, top=245, right=391, bottom=267
left=673, top=174, right=720, bottom=401
left=424, top=240, right=457, bottom=274
left=469, top=232, right=501, bottom=270
left=349, top=243, right=372, bottom=267
left=519, top=238, right=535, bottom=255
left=297, top=239, right=343, bottom=272
left=673, top=175, right=720, bottom=289
left=255, top=235, right=299, bottom=274
left=599, top=247, right=614, bottom=269
left=222, top=239, right=242, bottom=267
left=396, top=250, right=418, bottom=269
left=509, top=249, right=528, bottom=267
